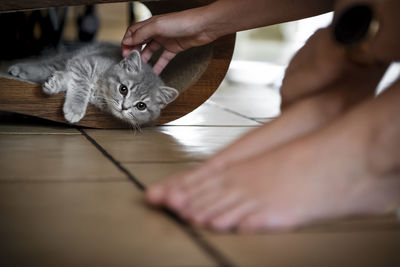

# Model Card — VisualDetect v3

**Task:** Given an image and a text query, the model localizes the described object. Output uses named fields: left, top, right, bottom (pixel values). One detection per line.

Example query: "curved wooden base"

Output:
left=0, top=0, right=235, bottom=128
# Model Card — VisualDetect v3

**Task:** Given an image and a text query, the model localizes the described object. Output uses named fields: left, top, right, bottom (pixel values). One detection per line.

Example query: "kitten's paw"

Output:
left=8, top=65, right=28, bottom=80
left=43, top=72, right=64, bottom=95
left=63, top=104, right=85, bottom=124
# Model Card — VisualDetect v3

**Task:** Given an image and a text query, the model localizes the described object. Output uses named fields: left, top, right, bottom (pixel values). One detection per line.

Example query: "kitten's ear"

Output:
left=121, top=50, right=142, bottom=72
left=157, top=86, right=179, bottom=109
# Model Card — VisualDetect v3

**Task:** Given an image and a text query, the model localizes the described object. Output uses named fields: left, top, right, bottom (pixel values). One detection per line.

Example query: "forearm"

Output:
left=197, top=0, right=334, bottom=38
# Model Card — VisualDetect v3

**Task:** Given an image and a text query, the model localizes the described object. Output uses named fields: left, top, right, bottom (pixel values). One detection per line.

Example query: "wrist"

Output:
left=177, top=5, right=224, bottom=43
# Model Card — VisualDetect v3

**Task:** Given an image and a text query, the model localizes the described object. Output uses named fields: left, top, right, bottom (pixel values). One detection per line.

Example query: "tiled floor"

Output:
left=1, top=81, right=399, bottom=267
left=1, top=2, right=399, bottom=266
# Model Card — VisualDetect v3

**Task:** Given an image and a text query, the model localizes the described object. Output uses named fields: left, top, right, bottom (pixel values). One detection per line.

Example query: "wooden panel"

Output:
left=0, top=0, right=155, bottom=12
left=0, top=0, right=235, bottom=128
left=0, top=0, right=214, bottom=13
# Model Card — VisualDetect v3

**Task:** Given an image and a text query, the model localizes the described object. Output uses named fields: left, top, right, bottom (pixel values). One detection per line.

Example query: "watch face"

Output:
left=333, top=4, right=374, bottom=45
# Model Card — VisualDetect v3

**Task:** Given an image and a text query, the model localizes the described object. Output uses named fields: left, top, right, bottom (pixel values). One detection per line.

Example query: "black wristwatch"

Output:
left=332, top=3, right=379, bottom=64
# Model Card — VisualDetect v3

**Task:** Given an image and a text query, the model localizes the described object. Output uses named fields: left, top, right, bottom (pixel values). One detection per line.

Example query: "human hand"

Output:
left=121, top=9, right=217, bottom=75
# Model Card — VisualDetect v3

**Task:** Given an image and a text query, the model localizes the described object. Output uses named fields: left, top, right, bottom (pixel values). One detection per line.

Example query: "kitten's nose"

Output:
left=122, top=105, right=129, bottom=111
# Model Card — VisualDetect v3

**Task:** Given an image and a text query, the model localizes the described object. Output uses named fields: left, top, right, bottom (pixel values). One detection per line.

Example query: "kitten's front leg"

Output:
left=63, top=79, right=93, bottom=124
left=43, top=71, right=68, bottom=95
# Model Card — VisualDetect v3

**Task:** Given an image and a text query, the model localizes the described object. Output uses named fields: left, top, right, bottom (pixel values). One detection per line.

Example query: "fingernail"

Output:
left=122, top=36, right=133, bottom=44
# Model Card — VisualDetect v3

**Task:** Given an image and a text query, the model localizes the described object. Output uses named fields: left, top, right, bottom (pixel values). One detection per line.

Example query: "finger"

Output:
left=153, top=50, right=177, bottom=75
left=141, top=41, right=162, bottom=63
left=122, top=18, right=152, bottom=44
left=121, top=44, right=142, bottom=57
left=122, top=20, right=160, bottom=48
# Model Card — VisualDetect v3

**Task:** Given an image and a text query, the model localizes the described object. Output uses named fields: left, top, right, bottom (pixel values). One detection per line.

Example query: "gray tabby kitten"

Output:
left=8, top=43, right=179, bottom=125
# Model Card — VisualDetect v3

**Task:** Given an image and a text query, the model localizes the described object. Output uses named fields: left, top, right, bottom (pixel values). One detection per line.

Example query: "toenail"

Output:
left=209, top=219, right=227, bottom=232
left=190, top=214, right=207, bottom=226
left=166, top=193, right=186, bottom=210
left=145, top=186, right=164, bottom=204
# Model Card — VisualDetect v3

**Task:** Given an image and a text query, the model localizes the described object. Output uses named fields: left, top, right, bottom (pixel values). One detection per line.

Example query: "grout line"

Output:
left=206, top=100, right=263, bottom=124
left=79, top=128, right=236, bottom=267
left=78, top=128, right=145, bottom=191
left=0, top=132, right=81, bottom=135
left=162, top=208, right=237, bottom=267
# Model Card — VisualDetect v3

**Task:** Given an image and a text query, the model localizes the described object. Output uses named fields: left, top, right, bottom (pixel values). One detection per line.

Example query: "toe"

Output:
left=186, top=191, right=241, bottom=227
left=163, top=175, right=222, bottom=213
left=145, top=185, right=165, bottom=205
left=164, top=189, right=188, bottom=211
left=238, top=209, right=299, bottom=233
left=208, top=200, right=258, bottom=232
left=237, top=211, right=268, bottom=233
left=145, top=177, right=179, bottom=205
left=181, top=190, right=222, bottom=219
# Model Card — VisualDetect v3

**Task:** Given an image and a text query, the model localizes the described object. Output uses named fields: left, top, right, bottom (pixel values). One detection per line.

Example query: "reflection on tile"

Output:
left=87, top=126, right=254, bottom=163
left=296, top=215, right=400, bottom=233
left=124, top=162, right=200, bottom=186
left=205, top=230, right=400, bottom=267
left=166, top=102, right=259, bottom=126
left=225, top=60, right=285, bottom=87
left=0, top=182, right=215, bottom=266
left=0, top=112, right=78, bottom=134
left=0, top=135, right=123, bottom=181
left=254, top=118, right=273, bottom=124
left=208, top=82, right=281, bottom=119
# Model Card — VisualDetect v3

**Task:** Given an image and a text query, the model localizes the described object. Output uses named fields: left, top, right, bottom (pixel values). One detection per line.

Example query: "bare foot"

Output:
left=145, top=24, right=387, bottom=208
left=145, top=67, right=384, bottom=208
left=146, top=81, right=400, bottom=232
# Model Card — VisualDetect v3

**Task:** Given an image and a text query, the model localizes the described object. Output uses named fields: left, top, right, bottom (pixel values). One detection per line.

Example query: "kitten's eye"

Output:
left=136, top=102, right=147, bottom=111
left=119, top=84, right=128, bottom=96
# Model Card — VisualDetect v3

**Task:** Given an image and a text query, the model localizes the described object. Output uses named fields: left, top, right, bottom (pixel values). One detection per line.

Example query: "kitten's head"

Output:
left=101, top=50, right=179, bottom=125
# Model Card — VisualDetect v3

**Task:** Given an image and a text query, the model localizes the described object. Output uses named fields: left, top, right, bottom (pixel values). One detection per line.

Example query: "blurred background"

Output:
left=1, top=2, right=397, bottom=121
left=62, top=2, right=333, bottom=91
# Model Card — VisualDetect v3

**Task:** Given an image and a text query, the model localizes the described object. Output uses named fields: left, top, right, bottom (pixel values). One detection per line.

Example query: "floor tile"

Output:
left=86, top=126, right=255, bottom=163
left=0, top=134, right=123, bottom=181
left=204, top=230, right=400, bottom=267
left=0, top=182, right=215, bottom=266
left=166, top=102, right=259, bottom=126
left=208, top=82, right=281, bottom=119
left=0, top=112, right=79, bottom=134
left=124, top=162, right=200, bottom=186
